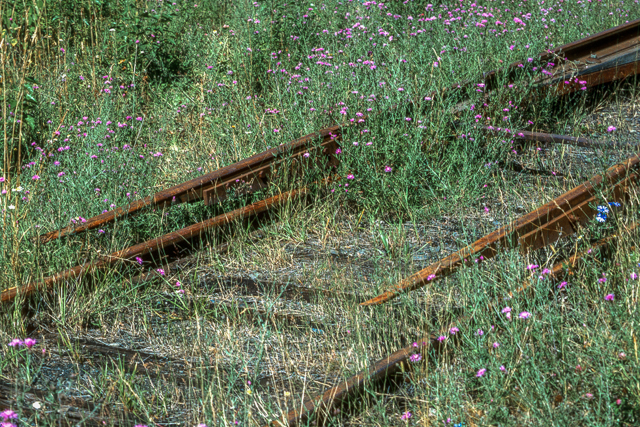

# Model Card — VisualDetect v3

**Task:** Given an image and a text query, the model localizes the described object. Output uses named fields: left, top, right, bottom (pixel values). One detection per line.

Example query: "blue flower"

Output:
left=596, top=213, right=607, bottom=223
left=597, top=205, right=609, bottom=214
left=609, top=201, right=621, bottom=207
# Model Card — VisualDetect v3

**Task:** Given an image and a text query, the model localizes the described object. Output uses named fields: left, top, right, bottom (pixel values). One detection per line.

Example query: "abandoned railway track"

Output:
left=3, top=18, right=640, bottom=427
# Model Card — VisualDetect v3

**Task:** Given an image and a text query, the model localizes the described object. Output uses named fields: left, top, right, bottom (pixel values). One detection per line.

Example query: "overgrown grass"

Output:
left=1, top=0, right=640, bottom=426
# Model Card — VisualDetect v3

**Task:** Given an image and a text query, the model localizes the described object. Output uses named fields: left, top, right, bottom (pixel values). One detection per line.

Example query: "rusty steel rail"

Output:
left=39, top=125, right=345, bottom=243
left=266, top=221, right=638, bottom=427
left=482, top=127, right=640, bottom=149
left=361, top=154, right=640, bottom=306
left=484, top=19, right=640, bottom=93
left=2, top=187, right=311, bottom=303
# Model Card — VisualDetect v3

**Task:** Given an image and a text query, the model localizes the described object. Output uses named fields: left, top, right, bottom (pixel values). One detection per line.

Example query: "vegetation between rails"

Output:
left=1, top=0, right=639, bottom=425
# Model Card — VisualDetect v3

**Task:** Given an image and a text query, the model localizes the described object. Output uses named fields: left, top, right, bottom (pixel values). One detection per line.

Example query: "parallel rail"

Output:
left=362, top=154, right=639, bottom=306
left=38, top=126, right=344, bottom=243
left=265, top=160, right=640, bottom=426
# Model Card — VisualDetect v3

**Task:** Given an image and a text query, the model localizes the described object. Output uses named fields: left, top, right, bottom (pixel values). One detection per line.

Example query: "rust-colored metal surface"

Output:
left=266, top=221, right=638, bottom=427
left=483, top=19, right=640, bottom=92
left=39, top=126, right=344, bottom=243
left=361, top=154, right=640, bottom=306
left=2, top=188, right=308, bottom=303
left=482, top=127, right=636, bottom=149
left=266, top=334, right=434, bottom=427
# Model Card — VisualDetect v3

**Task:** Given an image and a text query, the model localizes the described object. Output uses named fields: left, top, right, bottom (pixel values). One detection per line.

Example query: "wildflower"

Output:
left=135, top=257, right=143, bottom=265
left=526, top=264, right=539, bottom=270
left=597, top=205, right=609, bottom=214
left=607, top=126, right=617, bottom=132
left=384, top=166, right=392, bottom=173
left=8, top=339, right=23, bottom=347
left=476, top=368, right=487, bottom=377
left=0, top=177, right=4, bottom=182
left=0, top=410, right=17, bottom=420
left=501, top=306, right=511, bottom=314
left=519, top=311, right=531, bottom=319
left=476, top=329, right=484, bottom=336
left=8, top=205, right=15, bottom=210
left=631, top=272, right=638, bottom=280
left=409, top=353, right=422, bottom=363
left=346, top=174, right=354, bottom=180
left=609, top=201, right=621, bottom=207
left=558, top=281, right=567, bottom=289
left=335, top=148, right=342, bottom=155
left=401, top=411, right=412, bottom=420
left=32, top=401, right=42, bottom=409
left=493, top=342, right=500, bottom=348
left=499, top=365, right=506, bottom=372
left=618, top=352, right=626, bottom=359
left=303, top=152, right=310, bottom=158
left=449, top=326, right=459, bottom=335
left=617, top=399, right=622, bottom=405
left=437, top=335, right=447, bottom=342
left=605, top=293, right=614, bottom=301
left=596, top=213, right=607, bottom=223
left=24, top=338, right=37, bottom=348
left=32, top=175, right=40, bottom=180
left=157, top=268, right=165, bottom=276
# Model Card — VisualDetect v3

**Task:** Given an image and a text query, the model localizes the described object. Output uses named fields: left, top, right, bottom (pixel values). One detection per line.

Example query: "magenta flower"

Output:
left=500, top=365, right=506, bottom=372
left=493, top=342, right=500, bottom=348
left=335, top=148, right=342, bottom=155
left=607, top=126, right=617, bottom=132
left=384, top=166, right=392, bottom=173
left=32, top=175, right=40, bottom=180
left=0, top=410, right=17, bottom=420
left=409, top=353, right=422, bottom=363
left=631, top=272, right=637, bottom=280
left=0, top=177, right=5, bottom=182
left=519, top=311, right=531, bottom=319
left=346, top=174, right=354, bottom=180
left=8, top=339, right=23, bottom=348
left=437, top=335, right=447, bottom=342
left=605, top=293, right=614, bottom=301
left=156, top=268, right=165, bottom=276
left=135, top=257, right=143, bottom=265
left=24, top=338, right=37, bottom=349
left=526, top=264, right=539, bottom=270
left=558, top=281, right=567, bottom=289
left=401, top=411, right=412, bottom=420
left=501, top=306, right=512, bottom=314
left=476, top=368, right=487, bottom=377
left=476, top=329, right=484, bottom=336
left=449, top=326, right=459, bottom=335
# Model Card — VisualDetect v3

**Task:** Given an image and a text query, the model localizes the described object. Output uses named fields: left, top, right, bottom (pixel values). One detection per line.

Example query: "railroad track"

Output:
left=3, top=19, right=640, bottom=427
